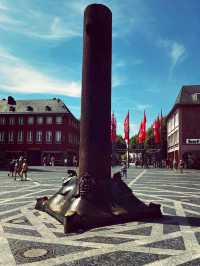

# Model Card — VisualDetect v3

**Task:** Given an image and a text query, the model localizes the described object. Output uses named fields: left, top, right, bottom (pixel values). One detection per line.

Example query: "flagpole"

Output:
left=126, top=139, right=130, bottom=168
left=128, top=110, right=130, bottom=168
left=124, top=110, right=130, bottom=168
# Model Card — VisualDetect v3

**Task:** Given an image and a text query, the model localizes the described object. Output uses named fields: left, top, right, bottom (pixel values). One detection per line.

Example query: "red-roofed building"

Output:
left=167, top=85, right=200, bottom=168
left=0, top=97, right=80, bottom=166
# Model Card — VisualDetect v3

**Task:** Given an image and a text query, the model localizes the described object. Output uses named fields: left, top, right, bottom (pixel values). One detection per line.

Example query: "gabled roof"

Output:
left=167, top=85, right=200, bottom=119
left=175, top=85, right=200, bottom=104
left=0, top=98, right=78, bottom=120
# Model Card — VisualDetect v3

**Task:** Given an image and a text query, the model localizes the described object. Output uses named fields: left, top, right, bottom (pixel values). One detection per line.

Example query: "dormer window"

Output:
left=27, top=106, right=33, bottom=111
left=196, top=93, right=200, bottom=102
left=7, top=96, right=16, bottom=105
left=9, top=106, right=15, bottom=112
left=45, top=105, right=51, bottom=111
left=193, top=93, right=200, bottom=103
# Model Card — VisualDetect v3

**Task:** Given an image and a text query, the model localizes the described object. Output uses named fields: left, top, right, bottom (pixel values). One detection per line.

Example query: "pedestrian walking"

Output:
left=42, top=156, right=47, bottom=166
left=14, top=160, right=19, bottom=180
left=179, top=159, right=184, bottom=174
left=8, top=159, right=15, bottom=177
left=121, top=162, right=127, bottom=178
left=50, top=155, right=55, bottom=167
left=64, top=157, right=68, bottom=166
left=173, top=159, right=177, bottom=171
left=20, top=159, right=28, bottom=181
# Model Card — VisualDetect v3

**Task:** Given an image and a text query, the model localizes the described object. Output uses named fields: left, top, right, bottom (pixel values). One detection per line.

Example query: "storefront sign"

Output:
left=186, top=139, right=200, bottom=144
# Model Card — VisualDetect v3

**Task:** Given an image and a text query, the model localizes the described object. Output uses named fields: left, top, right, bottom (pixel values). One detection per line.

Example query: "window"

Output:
left=174, top=112, right=179, bottom=128
left=36, top=131, right=42, bottom=143
left=0, top=132, right=5, bottom=142
left=18, top=117, right=24, bottom=125
left=9, top=117, right=15, bottom=125
left=46, top=117, right=52, bottom=124
left=55, top=131, right=61, bottom=143
left=27, top=106, right=33, bottom=111
left=37, top=116, right=43, bottom=124
left=8, top=131, right=14, bottom=143
left=46, top=131, right=52, bottom=143
left=174, top=131, right=179, bottom=145
left=193, top=93, right=200, bottom=102
left=9, top=106, right=15, bottom=112
left=45, top=105, right=51, bottom=111
left=28, top=116, right=34, bottom=125
left=56, top=116, right=62, bottom=124
left=68, top=133, right=72, bottom=144
left=17, top=131, right=23, bottom=143
left=27, top=131, right=33, bottom=143
left=0, top=117, right=5, bottom=125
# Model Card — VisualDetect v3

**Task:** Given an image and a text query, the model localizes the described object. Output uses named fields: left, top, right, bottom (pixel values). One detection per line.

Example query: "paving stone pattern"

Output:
left=0, top=166, right=200, bottom=265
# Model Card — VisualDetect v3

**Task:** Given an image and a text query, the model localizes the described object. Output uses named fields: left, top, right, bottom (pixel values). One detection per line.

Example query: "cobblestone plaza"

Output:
left=1, top=166, right=200, bottom=265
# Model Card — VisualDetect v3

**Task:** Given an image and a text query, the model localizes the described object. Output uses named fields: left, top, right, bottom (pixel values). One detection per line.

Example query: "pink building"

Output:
left=167, top=85, right=200, bottom=168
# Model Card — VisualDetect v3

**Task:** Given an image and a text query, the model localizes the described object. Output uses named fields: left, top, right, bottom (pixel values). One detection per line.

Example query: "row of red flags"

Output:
left=138, top=111, right=146, bottom=144
left=111, top=111, right=163, bottom=144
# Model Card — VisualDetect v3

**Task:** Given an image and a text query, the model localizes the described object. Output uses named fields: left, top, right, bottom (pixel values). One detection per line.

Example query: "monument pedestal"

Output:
left=36, top=173, right=162, bottom=233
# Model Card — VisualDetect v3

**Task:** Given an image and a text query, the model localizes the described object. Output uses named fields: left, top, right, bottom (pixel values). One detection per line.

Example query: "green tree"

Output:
left=130, top=134, right=138, bottom=151
left=145, top=127, right=154, bottom=148
left=115, top=135, right=126, bottom=155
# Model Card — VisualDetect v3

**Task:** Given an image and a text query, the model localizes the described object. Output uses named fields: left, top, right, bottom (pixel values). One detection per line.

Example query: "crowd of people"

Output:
left=42, top=155, right=55, bottom=166
left=133, top=158, right=185, bottom=173
left=8, top=156, right=28, bottom=181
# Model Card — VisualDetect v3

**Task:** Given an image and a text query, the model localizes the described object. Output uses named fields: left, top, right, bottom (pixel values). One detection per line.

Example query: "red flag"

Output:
left=143, top=111, right=146, bottom=124
left=142, top=111, right=147, bottom=141
left=111, top=113, right=117, bottom=142
left=153, top=116, right=160, bottom=144
left=124, top=111, right=129, bottom=142
left=138, top=122, right=143, bottom=144
left=138, top=111, right=147, bottom=144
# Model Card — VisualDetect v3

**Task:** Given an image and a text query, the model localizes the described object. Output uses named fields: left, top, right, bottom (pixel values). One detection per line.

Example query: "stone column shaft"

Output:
left=79, top=4, right=112, bottom=184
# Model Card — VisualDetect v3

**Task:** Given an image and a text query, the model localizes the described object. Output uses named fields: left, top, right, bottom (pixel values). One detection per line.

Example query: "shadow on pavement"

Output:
left=141, top=214, right=200, bottom=227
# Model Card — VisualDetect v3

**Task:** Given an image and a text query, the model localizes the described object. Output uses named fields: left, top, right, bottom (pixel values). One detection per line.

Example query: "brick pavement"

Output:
left=0, top=166, right=200, bottom=265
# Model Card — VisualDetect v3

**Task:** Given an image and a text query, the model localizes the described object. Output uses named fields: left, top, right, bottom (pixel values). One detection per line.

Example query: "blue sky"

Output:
left=0, top=0, right=200, bottom=135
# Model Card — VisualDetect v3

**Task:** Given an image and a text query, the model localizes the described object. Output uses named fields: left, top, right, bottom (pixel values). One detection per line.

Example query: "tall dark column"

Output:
left=35, top=4, right=162, bottom=234
left=79, top=5, right=112, bottom=185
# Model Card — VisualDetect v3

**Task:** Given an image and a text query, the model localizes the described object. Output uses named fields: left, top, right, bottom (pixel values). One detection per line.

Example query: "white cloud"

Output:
left=29, top=16, right=81, bottom=40
left=134, top=103, right=152, bottom=111
left=132, top=59, right=144, bottom=65
left=170, top=42, right=186, bottom=66
left=0, top=14, right=21, bottom=26
left=112, top=74, right=125, bottom=88
left=114, top=60, right=126, bottom=68
left=0, top=2, right=82, bottom=41
left=145, top=88, right=160, bottom=93
left=0, top=1, right=8, bottom=10
left=117, top=121, right=139, bottom=136
left=0, top=47, right=81, bottom=97
left=130, top=122, right=139, bottom=135
left=0, top=1, right=148, bottom=41
left=159, top=39, right=186, bottom=72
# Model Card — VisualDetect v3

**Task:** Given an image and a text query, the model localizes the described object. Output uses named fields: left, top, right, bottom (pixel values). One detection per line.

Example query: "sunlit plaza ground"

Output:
left=1, top=166, right=200, bottom=265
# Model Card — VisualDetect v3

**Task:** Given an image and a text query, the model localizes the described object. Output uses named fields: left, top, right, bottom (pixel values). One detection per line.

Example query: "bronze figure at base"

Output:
left=35, top=170, right=162, bottom=233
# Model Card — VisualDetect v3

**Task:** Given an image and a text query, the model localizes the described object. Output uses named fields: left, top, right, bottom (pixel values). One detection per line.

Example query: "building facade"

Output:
left=167, top=85, right=200, bottom=168
left=0, top=97, right=79, bottom=166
